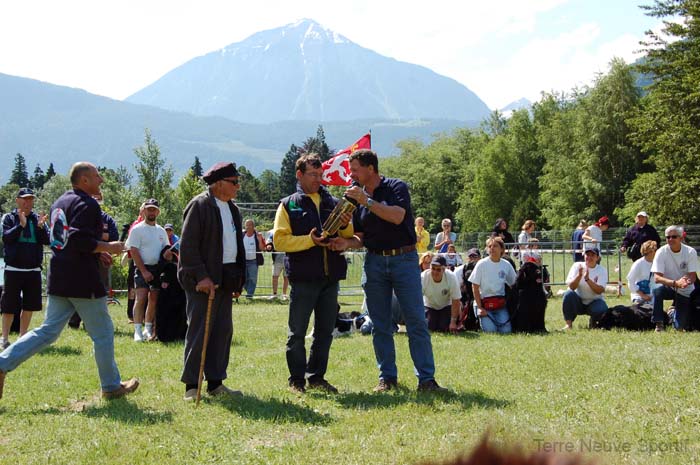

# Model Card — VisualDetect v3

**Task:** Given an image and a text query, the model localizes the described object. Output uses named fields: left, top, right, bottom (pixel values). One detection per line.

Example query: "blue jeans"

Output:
left=244, top=260, right=259, bottom=297
left=0, top=295, right=122, bottom=391
left=652, top=285, right=690, bottom=329
left=363, top=251, right=435, bottom=383
left=475, top=306, right=511, bottom=334
left=562, top=290, right=608, bottom=324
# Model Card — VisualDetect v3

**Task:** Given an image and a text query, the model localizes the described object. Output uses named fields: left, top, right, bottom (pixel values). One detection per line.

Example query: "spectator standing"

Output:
left=125, top=199, right=171, bottom=342
left=265, top=231, right=288, bottom=300
left=492, top=218, right=515, bottom=246
left=571, top=220, right=588, bottom=262
left=415, top=217, right=430, bottom=254
left=620, top=212, right=661, bottom=261
left=1, top=188, right=50, bottom=349
left=242, top=219, right=266, bottom=299
left=582, top=216, right=610, bottom=252
left=434, top=218, right=457, bottom=253
left=562, top=248, right=608, bottom=330
left=650, top=226, right=697, bottom=331
left=518, top=220, right=536, bottom=245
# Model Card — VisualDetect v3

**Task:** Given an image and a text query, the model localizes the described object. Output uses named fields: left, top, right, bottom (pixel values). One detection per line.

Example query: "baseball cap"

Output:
left=17, top=187, right=35, bottom=198
left=430, top=255, right=447, bottom=267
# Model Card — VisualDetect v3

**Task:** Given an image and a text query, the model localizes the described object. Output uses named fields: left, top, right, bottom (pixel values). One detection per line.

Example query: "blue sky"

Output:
left=0, top=0, right=661, bottom=109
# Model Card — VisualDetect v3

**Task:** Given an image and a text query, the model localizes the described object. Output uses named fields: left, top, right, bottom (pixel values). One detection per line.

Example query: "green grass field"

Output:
left=1, top=293, right=698, bottom=465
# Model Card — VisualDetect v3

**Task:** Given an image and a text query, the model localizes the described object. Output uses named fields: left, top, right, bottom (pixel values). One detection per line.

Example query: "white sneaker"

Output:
left=0, top=339, right=10, bottom=350
left=143, top=328, right=153, bottom=340
left=281, top=295, right=288, bottom=301
left=268, top=294, right=278, bottom=301
left=134, top=329, right=144, bottom=342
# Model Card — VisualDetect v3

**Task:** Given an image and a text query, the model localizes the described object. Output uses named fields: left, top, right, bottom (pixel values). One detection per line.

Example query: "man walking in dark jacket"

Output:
left=178, top=162, right=246, bottom=401
left=273, top=153, right=353, bottom=394
left=1, top=188, right=50, bottom=349
left=0, top=162, right=139, bottom=400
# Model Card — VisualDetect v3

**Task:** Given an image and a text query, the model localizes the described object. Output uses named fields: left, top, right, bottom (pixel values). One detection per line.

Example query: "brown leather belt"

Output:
left=367, top=245, right=416, bottom=256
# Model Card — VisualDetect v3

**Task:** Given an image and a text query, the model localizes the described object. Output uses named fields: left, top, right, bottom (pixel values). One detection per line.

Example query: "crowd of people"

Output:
left=0, top=152, right=696, bottom=402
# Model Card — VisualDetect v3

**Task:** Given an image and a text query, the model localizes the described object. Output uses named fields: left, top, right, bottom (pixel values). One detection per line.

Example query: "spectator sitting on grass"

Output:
left=562, top=248, right=608, bottom=330
left=626, top=240, right=658, bottom=307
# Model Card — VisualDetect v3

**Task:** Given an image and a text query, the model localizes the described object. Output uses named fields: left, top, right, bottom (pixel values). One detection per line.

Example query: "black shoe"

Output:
left=417, top=379, right=449, bottom=393
left=289, top=380, right=306, bottom=394
left=373, top=378, right=398, bottom=392
left=308, top=378, right=338, bottom=393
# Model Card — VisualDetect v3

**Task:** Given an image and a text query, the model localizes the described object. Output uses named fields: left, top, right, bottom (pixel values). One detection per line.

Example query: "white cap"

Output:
left=636, top=211, right=648, bottom=218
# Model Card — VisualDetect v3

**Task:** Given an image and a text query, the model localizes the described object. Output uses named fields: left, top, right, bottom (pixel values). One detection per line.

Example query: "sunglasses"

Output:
left=221, top=178, right=240, bottom=186
left=666, top=235, right=679, bottom=239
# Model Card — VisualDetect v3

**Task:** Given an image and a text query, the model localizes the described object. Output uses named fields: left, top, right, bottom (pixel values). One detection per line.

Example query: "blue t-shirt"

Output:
left=353, top=177, right=417, bottom=250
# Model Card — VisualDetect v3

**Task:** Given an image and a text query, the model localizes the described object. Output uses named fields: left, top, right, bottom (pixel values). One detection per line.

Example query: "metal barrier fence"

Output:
left=13, top=238, right=696, bottom=299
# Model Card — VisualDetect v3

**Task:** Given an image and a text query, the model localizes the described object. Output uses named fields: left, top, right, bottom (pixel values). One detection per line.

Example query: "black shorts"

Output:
left=1, top=270, right=43, bottom=313
left=134, top=264, right=162, bottom=290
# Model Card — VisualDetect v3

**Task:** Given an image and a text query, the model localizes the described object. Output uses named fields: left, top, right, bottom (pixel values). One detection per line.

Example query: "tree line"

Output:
left=0, top=0, right=696, bottom=237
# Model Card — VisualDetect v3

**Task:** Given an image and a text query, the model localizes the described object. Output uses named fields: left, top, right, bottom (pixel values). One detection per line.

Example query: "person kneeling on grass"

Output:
left=469, top=236, right=517, bottom=334
left=562, top=248, right=608, bottom=330
left=421, top=255, right=461, bottom=333
left=650, top=225, right=697, bottom=332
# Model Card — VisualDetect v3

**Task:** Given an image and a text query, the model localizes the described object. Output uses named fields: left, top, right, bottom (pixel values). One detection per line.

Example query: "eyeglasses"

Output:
left=221, top=178, right=240, bottom=186
left=666, top=235, right=679, bottom=239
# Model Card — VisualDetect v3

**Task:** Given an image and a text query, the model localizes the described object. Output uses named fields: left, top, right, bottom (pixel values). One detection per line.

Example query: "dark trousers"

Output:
left=286, top=277, right=339, bottom=383
left=426, top=306, right=451, bottom=332
left=653, top=285, right=691, bottom=328
left=181, top=289, right=233, bottom=385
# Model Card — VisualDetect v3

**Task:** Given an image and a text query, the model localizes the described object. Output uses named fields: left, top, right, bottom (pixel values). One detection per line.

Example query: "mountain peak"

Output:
left=127, top=20, right=491, bottom=123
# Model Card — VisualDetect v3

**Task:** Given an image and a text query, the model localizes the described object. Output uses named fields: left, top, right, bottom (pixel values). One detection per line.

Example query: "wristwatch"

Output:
left=366, top=197, right=375, bottom=208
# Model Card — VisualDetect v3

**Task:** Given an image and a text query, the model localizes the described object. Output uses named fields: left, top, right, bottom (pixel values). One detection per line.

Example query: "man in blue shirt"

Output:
left=0, top=162, right=139, bottom=400
left=329, top=149, right=447, bottom=393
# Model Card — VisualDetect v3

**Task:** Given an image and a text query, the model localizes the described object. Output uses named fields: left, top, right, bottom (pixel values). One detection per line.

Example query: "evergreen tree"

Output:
left=45, top=163, right=56, bottom=182
left=279, top=143, right=300, bottom=196
left=9, top=153, right=29, bottom=187
left=191, top=156, right=203, bottom=178
left=30, top=164, right=45, bottom=190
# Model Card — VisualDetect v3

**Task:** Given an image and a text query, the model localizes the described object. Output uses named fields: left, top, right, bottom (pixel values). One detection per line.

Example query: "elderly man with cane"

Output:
left=178, top=162, right=246, bottom=401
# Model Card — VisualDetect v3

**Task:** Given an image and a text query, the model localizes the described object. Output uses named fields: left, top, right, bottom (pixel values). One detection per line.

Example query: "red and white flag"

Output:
left=321, top=133, right=371, bottom=186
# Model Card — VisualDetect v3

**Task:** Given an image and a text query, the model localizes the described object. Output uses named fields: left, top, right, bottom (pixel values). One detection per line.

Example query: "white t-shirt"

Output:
left=215, top=198, right=238, bottom=264
left=583, top=225, right=602, bottom=251
left=125, top=222, right=169, bottom=266
left=651, top=244, right=698, bottom=297
left=243, top=232, right=258, bottom=261
left=566, top=262, right=608, bottom=304
left=627, top=257, right=653, bottom=302
left=421, top=269, right=461, bottom=309
left=442, top=252, right=463, bottom=268
left=468, top=258, right=517, bottom=298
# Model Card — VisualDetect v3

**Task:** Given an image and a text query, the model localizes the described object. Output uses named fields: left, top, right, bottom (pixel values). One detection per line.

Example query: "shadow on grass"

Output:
left=37, top=345, right=82, bottom=356
left=82, top=401, right=174, bottom=424
left=211, top=393, right=333, bottom=425
left=332, top=389, right=508, bottom=411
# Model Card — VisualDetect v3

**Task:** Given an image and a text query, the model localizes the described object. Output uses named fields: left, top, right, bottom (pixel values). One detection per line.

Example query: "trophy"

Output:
left=320, top=197, right=357, bottom=239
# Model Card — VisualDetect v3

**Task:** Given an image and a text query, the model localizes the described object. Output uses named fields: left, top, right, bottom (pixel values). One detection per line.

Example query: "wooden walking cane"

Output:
left=196, top=288, right=216, bottom=406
